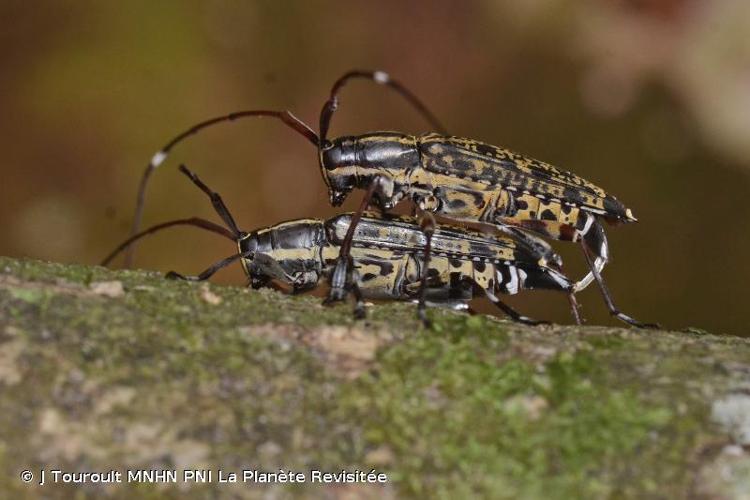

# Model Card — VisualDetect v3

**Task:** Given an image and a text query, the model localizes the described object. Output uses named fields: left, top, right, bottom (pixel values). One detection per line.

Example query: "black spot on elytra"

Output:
left=541, top=209, right=557, bottom=221
left=359, top=258, right=393, bottom=276
left=563, top=187, right=586, bottom=206
left=447, top=198, right=467, bottom=210
left=362, top=273, right=377, bottom=282
left=452, top=159, right=472, bottom=170
left=449, top=258, right=463, bottom=268
left=529, top=211, right=537, bottom=218
left=515, top=199, right=528, bottom=210
left=561, top=204, right=572, bottom=214
left=474, top=261, right=486, bottom=272
left=471, top=191, right=486, bottom=208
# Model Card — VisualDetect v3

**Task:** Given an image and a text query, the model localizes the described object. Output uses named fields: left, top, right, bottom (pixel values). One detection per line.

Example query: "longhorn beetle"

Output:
left=126, top=69, right=656, bottom=328
left=108, top=165, right=582, bottom=326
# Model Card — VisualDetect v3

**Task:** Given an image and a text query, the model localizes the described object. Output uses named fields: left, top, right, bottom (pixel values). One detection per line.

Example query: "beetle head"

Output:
left=239, top=223, right=324, bottom=292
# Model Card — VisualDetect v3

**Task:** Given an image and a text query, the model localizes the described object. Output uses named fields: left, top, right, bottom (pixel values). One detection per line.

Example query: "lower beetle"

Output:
left=105, top=165, right=582, bottom=326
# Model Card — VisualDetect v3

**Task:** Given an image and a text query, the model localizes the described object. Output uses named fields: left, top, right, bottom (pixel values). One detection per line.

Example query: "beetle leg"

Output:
left=323, top=253, right=367, bottom=319
left=350, top=280, right=366, bottom=320
left=580, top=243, right=659, bottom=329
left=325, top=178, right=384, bottom=304
left=323, top=255, right=353, bottom=305
left=574, top=216, right=608, bottom=292
left=498, top=215, right=606, bottom=291
left=483, top=288, right=549, bottom=326
left=165, top=251, right=250, bottom=282
left=415, top=210, right=437, bottom=328
left=568, top=291, right=583, bottom=325
left=497, top=226, right=563, bottom=270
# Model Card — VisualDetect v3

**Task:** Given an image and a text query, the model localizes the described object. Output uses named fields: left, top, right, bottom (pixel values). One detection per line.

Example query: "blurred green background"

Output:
left=2, top=1, right=748, bottom=336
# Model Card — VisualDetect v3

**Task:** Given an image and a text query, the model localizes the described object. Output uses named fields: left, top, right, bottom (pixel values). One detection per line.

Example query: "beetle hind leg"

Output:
left=574, top=216, right=608, bottom=292
left=580, top=242, right=659, bottom=329
left=483, top=288, right=549, bottom=326
left=499, top=214, right=606, bottom=291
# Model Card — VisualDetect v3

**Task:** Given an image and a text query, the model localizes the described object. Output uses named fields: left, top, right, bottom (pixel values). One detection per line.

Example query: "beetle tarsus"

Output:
left=417, top=308, right=432, bottom=329
left=612, top=311, right=660, bottom=329
left=568, top=292, right=583, bottom=325
left=325, top=256, right=352, bottom=304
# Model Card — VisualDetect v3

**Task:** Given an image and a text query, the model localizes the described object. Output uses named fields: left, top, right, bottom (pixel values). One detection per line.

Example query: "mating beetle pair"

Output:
left=119, top=69, right=655, bottom=327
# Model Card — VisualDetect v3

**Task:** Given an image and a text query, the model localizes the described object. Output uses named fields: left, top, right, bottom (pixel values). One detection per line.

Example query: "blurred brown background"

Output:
left=1, top=1, right=748, bottom=336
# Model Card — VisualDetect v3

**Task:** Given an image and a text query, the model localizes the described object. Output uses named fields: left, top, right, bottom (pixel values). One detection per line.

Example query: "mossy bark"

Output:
left=1, top=256, right=749, bottom=499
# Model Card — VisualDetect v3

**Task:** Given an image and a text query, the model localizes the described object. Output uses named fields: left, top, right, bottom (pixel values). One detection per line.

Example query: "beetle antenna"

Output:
left=125, top=110, right=318, bottom=267
left=320, top=69, right=448, bottom=144
left=176, top=164, right=242, bottom=238
left=101, top=217, right=235, bottom=267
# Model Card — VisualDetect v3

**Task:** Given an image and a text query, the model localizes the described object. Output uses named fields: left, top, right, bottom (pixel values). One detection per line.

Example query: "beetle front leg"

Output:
left=323, top=255, right=353, bottom=304
left=351, top=280, right=366, bottom=320
left=325, top=177, right=387, bottom=305
left=323, top=254, right=367, bottom=319
left=415, top=210, right=437, bottom=328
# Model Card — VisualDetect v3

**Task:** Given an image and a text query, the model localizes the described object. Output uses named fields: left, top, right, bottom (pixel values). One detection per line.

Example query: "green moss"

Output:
left=332, top=337, right=678, bottom=498
left=1, top=257, right=749, bottom=499
left=6, top=287, right=46, bottom=303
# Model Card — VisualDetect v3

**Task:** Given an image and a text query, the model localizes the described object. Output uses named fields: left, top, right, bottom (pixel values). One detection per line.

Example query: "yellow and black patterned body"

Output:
left=238, top=213, right=572, bottom=307
left=322, top=132, right=633, bottom=223
left=320, top=132, right=635, bottom=290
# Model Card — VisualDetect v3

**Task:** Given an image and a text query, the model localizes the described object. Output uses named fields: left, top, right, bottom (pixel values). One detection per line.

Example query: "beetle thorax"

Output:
left=320, top=133, right=419, bottom=207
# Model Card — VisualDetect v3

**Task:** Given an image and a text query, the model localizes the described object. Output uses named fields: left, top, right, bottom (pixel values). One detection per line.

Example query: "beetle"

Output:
left=125, top=70, right=655, bottom=327
left=106, top=165, right=582, bottom=326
